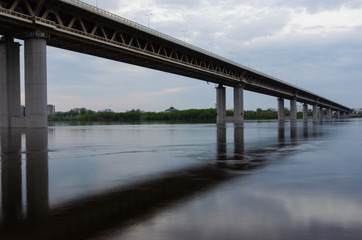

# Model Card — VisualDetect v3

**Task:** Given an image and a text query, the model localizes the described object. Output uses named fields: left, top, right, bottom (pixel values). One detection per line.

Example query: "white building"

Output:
left=47, top=104, right=55, bottom=115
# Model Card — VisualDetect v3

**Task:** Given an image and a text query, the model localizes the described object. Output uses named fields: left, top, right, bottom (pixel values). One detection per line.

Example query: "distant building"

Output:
left=47, top=104, right=55, bottom=115
left=98, top=109, right=113, bottom=113
left=297, top=105, right=303, bottom=112
left=165, top=106, right=178, bottom=112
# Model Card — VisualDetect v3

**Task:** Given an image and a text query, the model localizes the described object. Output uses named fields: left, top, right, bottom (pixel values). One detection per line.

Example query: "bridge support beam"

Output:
left=313, top=104, right=318, bottom=122
left=303, top=103, right=308, bottom=123
left=233, top=84, right=244, bottom=126
left=216, top=84, right=226, bottom=125
left=290, top=98, right=297, bottom=124
left=0, top=37, right=22, bottom=128
left=337, top=111, right=340, bottom=119
left=278, top=98, right=284, bottom=123
left=24, top=33, right=48, bottom=128
left=326, top=108, right=332, bottom=121
left=319, top=107, right=324, bottom=121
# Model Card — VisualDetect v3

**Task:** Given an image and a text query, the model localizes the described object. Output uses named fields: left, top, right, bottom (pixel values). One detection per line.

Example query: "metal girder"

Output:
left=34, top=0, right=45, bottom=16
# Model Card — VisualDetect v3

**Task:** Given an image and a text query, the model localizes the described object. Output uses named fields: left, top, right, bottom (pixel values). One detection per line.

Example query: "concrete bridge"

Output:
left=0, top=0, right=351, bottom=128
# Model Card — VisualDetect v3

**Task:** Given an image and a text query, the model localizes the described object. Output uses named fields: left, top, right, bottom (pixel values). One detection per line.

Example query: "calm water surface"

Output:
left=0, top=119, right=362, bottom=239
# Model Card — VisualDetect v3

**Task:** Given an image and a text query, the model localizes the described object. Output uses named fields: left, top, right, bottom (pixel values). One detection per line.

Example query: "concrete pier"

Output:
left=24, top=33, right=48, bottom=128
left=0, top=37, right=22, bottom=127
left=290, top=98, right=297, bottom=124
left=319, top=107, right=324, bottom=121
left=327, top=108, right=332, bottom=121
left=233, top=84, right=244, bottom=126
left=278, top=98, right=284, bottom=123
left=303, top=103, right=308, bottom=123
left=216, top=84, right=226, bottom=125
left=313, top=104, right=318, bottom=122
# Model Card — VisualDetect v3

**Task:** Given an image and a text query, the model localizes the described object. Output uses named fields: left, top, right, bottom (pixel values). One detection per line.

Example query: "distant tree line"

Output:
left=48, top=107, right=310, bottom=122
left=48, top=108, right=217, bottom=122
left=348, top=115, right=362, bottom=118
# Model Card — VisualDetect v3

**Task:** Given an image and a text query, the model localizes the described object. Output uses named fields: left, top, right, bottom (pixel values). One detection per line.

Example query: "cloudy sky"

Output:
left=29, top=0, right=362, bottom=111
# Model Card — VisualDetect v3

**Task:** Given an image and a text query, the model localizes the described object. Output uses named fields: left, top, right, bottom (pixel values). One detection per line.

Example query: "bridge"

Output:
left=0, top=0, right=351, bottom=128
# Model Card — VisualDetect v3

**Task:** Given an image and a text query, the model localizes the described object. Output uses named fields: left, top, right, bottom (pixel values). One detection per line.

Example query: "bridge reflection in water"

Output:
left=0, top=123, right=321, bottom=239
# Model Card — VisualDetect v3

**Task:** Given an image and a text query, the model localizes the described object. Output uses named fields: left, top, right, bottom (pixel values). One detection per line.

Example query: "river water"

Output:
left=0, top=119, right=362, bottom=239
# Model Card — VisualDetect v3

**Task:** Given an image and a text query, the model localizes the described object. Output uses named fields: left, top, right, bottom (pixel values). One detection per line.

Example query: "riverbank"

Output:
left=49, top=108, right=305, bottom=122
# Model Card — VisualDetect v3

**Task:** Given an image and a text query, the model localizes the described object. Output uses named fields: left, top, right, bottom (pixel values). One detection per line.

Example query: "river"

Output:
left=1, top=119, right=362, bottom=239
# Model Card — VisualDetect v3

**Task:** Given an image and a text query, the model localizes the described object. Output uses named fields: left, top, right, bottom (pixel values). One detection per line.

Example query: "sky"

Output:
left=21, top=0, right=362, bottom=112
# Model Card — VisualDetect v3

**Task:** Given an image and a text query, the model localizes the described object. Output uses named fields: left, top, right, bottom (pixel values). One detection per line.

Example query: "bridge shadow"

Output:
left=0, top=123, right=322, bottom=239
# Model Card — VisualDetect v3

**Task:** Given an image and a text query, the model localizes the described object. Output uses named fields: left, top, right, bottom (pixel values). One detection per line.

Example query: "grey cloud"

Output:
left=240, top=0, right=362, bottom=13
left=153, top=0, right=202, bottom=8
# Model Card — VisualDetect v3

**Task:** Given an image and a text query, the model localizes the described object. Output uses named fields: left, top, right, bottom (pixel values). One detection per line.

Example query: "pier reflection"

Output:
left=278, top=122, right=285, bottom=147
left=26, top=129, right=49, bottom=221
left=0, top=128, right=48, bottom=237
left=216, top=125, right=227, bottom=160
left=1, top=129, right=22, bottom=226
left=234, top=124, right=244, bottom=157
left=0, top=123, right=319, bottom=239
left=303, top=122, right=309, bottom=139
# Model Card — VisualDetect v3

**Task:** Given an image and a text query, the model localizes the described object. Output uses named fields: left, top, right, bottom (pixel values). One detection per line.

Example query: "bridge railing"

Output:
left=0, top=7, right=32, bottom=21
left=67, top=0, right=187, bottom=45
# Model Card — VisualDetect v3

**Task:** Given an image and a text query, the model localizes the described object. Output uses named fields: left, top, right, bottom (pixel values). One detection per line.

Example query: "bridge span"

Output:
left=0, top=0, right=351, bottom=127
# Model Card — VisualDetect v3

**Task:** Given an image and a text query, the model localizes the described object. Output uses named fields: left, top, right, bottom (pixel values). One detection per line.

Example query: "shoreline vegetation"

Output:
left=348, top=115, right=362, bottom=118
left=48, top=107, right=310, bottom=122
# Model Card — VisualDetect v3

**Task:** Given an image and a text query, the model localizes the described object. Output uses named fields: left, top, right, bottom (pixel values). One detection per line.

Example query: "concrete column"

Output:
left=290, top=98, right=297, bottom=124
left=319, top=107, right=324, bottom=121
left=0, top=37, right=22, bottom=127
left=327, top=108, right=332, bottom=121
left=337, top=111, right=340, bottom=119
left=216, top=84, right=226, bottom=125
left=313, top=104, right=318, bottom=122
left=278, top=97, right=284, bottom=123
left=25, top=32, right=48, bottom=128
left=233, top=84, right=244, bottom=126
left=303, top=103, right=308, bottom=123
